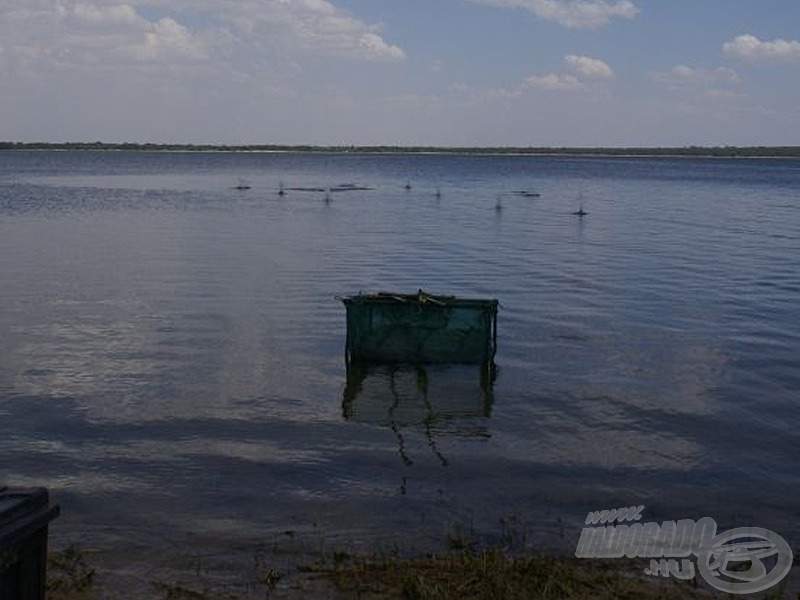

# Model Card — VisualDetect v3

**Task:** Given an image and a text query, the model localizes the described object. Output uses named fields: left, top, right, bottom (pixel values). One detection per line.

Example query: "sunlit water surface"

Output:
left=1, top=151, right=798, bottom=586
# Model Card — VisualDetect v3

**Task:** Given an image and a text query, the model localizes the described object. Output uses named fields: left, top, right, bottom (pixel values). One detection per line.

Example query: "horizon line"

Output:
left=2, top=141, right=800, bottom=158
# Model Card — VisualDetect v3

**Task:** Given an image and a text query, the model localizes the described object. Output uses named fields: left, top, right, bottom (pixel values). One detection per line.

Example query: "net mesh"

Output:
left=343, top=292, right=497, bottom=364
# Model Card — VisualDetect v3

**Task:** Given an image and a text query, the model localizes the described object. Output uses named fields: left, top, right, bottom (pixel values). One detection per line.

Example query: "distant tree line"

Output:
left=1, top=141, right=799, bottom=158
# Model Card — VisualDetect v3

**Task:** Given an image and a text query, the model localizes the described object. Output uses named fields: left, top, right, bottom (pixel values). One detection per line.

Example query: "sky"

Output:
left=1, top=0, right=799, bottom=146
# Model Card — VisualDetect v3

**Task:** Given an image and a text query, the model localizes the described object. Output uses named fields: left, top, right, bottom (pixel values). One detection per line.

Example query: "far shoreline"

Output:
left=2, top=141, right=800, bottom=159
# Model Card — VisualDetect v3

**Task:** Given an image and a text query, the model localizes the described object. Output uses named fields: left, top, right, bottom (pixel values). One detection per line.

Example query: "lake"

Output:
left=1, top=150, right=798, bottom=589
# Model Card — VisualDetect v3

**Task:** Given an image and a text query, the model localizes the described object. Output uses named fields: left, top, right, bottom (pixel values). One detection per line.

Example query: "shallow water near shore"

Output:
left=1, top=150, right=799, bottom=590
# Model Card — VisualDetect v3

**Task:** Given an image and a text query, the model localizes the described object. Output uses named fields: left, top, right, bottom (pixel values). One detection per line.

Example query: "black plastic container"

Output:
left=0, top=487, right=60, bottom=600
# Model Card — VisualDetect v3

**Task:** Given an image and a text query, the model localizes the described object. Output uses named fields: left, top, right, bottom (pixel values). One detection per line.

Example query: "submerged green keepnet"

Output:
left=343, top=292, right=498, bottom=364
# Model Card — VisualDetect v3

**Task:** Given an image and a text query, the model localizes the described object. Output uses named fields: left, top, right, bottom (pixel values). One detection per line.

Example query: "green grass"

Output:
left=46, top=545, right=95, bottom=600
left=312, top=548, right=720, bottom=600
left=44, top=540, right=797, bottom=599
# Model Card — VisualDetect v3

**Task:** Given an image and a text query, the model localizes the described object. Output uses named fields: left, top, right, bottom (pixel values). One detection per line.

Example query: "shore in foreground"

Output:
left=45, top=540, right=797, bottom=600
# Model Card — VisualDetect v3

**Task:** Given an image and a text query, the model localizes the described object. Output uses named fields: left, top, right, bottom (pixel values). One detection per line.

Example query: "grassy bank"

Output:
left=46, top=543, right=794, bottom=600
left=306, top=548, right=721, bottom=600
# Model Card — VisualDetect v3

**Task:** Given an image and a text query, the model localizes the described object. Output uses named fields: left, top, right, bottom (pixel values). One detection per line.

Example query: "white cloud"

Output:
left=701, top=88, right=745, bottom=101
left=0, top=0, right=405, bottom=74
left=0, top=2, right=220, bottom=71
left=452, top=69, right=588, bottom=107
left=429, top=58, right=445, bottom=72
left=63, top=3, right=140, bottom=27
left=470, top=0, right=638, bottom=29
left=723, top=34, right=800, bottom=62
left=564, top=54, right=613, bottom=78
left=649, top=64, right=746, bottom=109
left=524, top=72, right=583, bottom=91
left=515, top=53, right=611, bottom=93
left=122, top=17, right=208, bottom=61
left=219, top=0, right=405, bottom=61
left=357, top=32, right=405, bottom=60
left=651, top=65, right=741, bottom=86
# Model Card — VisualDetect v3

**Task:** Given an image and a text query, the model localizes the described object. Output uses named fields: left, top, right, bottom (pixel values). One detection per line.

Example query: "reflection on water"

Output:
left=343, top=363, right=493, bottom=429
left=1, top=151, right=799, bottom=570
left=343, top=362, right=493, bottom=491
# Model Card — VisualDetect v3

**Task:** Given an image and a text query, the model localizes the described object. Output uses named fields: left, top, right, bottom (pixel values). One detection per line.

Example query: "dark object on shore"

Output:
left=278, top=181, right=285, bottom=196
left=509, top=190, right=541, bottom=198
left=342, top=290, right=498, bottom=369
left=0, top=487, right=60, bottom=600
left=234, top=179, right=251, bottom=190
left=404, top=181, right=412, bottom=190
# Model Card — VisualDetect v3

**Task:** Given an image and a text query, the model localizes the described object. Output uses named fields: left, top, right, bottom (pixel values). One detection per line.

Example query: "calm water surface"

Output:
left=1, top=151, right=799, bottom=572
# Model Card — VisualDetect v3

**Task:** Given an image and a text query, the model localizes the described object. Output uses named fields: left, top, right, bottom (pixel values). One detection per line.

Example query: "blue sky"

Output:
left=1, top=0, right=798, bottom=146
